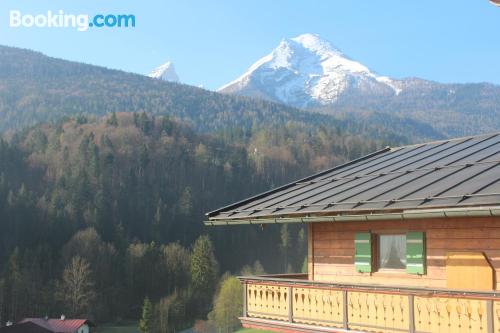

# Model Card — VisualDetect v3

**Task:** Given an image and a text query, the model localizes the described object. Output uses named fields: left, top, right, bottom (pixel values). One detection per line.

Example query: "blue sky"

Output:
left=1, top=0, right=499, bottom=89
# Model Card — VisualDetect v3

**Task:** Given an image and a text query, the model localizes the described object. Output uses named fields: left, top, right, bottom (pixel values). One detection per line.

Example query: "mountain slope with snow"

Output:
left=219, top=33, right=402, bottom=108
left=148, top=61, right=180, bottom=82
left=219, top=33, right=500, bottom=137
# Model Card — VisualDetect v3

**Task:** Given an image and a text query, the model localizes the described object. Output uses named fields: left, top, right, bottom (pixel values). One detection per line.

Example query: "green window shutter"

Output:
left=355, top=232, right=372, bottom=273
left=406, top=232, right=426, bottom=275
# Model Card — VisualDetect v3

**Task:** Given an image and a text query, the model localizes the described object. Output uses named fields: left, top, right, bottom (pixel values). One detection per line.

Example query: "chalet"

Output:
left=0, top=317, right=94, bottom=333
left=205, top=133, right=500, bottom=333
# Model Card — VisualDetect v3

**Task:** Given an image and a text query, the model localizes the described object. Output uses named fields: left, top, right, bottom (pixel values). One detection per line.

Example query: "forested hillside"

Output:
left=0, top=45, right=338, bottom=132
left=0, top=45, right=442, bottom=143
left=0, top=112, right=391, bottom=328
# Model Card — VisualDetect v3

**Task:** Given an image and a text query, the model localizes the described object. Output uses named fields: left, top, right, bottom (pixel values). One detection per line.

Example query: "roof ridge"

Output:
left=389, top=132, right=500, bottom=151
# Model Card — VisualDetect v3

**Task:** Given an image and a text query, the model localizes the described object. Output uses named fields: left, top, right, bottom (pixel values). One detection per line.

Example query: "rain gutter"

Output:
left=204, top=206, right=500, bottom=226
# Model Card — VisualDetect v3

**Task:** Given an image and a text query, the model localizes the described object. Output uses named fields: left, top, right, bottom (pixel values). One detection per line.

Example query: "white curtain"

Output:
left=379, top=235, right=406, bottom=269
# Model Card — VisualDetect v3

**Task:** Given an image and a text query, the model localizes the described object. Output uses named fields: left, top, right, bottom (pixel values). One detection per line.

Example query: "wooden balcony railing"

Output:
left=238, top=274, right=500, bottom=333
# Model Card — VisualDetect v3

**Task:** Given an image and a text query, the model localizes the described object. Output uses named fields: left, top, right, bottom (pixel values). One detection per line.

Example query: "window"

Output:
left=378, top=234, right=406, bottom=270
left=354, top=231, right=426, bottom=274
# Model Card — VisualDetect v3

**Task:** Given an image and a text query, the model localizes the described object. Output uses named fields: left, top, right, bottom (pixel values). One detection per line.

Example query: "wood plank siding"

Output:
left=311, top=216, right=500, bottom=289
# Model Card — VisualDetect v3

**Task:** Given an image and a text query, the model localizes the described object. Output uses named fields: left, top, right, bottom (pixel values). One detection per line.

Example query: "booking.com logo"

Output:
left=9, top=10, right=136, bottom=32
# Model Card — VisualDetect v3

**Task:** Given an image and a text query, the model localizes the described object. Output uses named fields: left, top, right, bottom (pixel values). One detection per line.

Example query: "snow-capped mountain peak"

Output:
left=148, top=61, right=180, bottom=82
left=291, top=33, right=341, bottom=57
left=218, top=33, right=401, bottom=108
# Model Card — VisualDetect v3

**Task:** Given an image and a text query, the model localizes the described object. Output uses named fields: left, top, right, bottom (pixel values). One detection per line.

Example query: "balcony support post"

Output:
left=288, top=286, right=293, bottom=323
left=242, top=282, right=247, bottom=318
left=408, top=294, right=415, bottom=333
left=343, top=290, right=348, bottom=329
left=487, top=300, right=494, bottom=333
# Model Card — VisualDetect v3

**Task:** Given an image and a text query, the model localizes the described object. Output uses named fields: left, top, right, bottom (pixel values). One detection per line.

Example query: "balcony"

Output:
left=238, top=274, right=500, bottom=333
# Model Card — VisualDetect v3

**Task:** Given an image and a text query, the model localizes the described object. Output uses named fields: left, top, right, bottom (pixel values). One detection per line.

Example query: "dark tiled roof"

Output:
left=0, top=322, right=52, bottom=333
left=207, top=133, right=500, bottom=222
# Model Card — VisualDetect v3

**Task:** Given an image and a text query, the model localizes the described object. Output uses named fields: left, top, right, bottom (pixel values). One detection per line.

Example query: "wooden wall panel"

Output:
left=446, top=252, right=494, bottom=290
left=311, top=216, right=500, bottom=289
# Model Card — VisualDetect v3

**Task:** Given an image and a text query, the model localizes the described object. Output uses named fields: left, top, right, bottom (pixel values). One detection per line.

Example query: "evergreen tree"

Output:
left=3, top=249, right=22, bottom=321
left=139, top=297, right=153, bottom=333
left=190, top=235, right=218, bottom=315
left=107, top=112, right=118, bottom=127
left=252, top=260, right=266, bottom=275
left=177, top=187, right=193, bottom=217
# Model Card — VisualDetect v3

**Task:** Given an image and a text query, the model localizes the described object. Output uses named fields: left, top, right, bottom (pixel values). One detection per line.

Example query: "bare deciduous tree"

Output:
left=57, top=256, right=96, bottom=317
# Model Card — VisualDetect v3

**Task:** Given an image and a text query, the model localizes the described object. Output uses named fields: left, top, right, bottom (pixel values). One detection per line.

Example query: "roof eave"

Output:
left=204, top=205, right=500, bottom=226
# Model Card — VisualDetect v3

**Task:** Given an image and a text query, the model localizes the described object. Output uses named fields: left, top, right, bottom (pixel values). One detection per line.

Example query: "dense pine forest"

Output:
left=0, top=111, right=396, bottom=331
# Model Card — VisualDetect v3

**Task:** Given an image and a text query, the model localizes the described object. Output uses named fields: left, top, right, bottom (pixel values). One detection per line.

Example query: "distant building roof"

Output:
left=18, top=319, right=93, bottom=333
left=207, top=133, right=500, bottom=224
left=0, top=322, right=52, bottom=333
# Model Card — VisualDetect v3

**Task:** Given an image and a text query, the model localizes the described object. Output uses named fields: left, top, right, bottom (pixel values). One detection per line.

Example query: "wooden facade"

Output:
left=309, top=216, right=500, bottom=290
left=237, top=215, right=500, bottom=333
